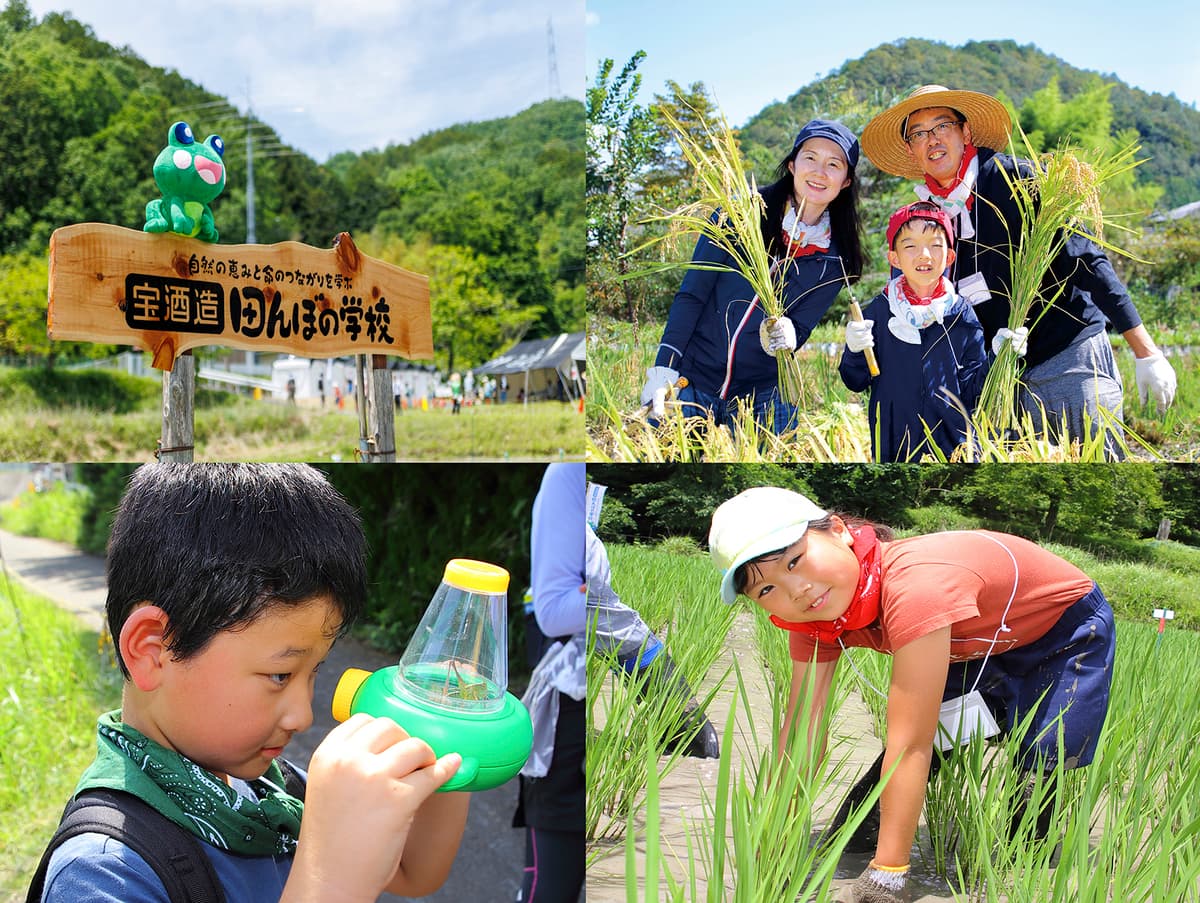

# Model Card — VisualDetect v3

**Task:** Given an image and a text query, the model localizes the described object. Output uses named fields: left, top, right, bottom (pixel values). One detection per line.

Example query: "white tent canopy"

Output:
left=472, top=331, right=585, bottom=402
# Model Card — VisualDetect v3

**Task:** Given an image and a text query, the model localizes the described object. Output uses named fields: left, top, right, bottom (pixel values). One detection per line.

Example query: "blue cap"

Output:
left=792, top=119, right=860, bottom=170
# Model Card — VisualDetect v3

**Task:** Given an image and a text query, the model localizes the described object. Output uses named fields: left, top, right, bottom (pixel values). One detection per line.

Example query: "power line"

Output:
left=169, top=97, right=301, bottom=244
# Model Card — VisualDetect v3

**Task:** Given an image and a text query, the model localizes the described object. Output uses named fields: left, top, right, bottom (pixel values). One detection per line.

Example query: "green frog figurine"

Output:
left=144, top=121, right=226, bottom=242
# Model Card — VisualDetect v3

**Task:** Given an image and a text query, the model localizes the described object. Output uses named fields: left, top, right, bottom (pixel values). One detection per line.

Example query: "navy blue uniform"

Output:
left=654, top=216, right=850, bottom=428
left=840, top=292, right=988, bottom=461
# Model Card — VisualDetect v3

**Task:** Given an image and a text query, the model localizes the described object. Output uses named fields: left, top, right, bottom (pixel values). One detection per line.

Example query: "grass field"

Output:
left=588, top=539, right=1200, bottom=901
left=588, top=316, right=1200, bottom=463
left=0, top=581, right=122, bottom=902
left=0, top=366, right=584, bottom=461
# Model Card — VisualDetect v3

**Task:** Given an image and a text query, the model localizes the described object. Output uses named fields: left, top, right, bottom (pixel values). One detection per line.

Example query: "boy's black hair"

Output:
left=106, top=464, right=367, bottom=677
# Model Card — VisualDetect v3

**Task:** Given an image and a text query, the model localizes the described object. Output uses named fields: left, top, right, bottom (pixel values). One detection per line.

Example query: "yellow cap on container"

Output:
left=443, top=559, right=509, bottom=594
left=331, top=668, right=372, bottom=722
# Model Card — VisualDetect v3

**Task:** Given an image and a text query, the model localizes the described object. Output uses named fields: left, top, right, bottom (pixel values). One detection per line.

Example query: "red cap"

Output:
left=886, top=202, right=955, bottom=249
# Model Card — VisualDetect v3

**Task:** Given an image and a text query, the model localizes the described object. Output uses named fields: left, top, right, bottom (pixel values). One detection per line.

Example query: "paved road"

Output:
left=0, top=509, right=525, bottom=902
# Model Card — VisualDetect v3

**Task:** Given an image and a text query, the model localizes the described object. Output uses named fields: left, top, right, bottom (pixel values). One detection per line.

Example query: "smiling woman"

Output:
left=640, top=118, right=865, bottom=434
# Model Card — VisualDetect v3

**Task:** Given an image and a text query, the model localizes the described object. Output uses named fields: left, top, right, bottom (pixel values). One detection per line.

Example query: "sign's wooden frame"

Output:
left=49, top=224, right=433, bottom=370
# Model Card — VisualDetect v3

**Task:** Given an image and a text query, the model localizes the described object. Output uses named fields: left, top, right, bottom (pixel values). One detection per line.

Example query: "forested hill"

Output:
left=0, top=3, right=583, bottom=345
left=739, top=38, right=1200, bottom=209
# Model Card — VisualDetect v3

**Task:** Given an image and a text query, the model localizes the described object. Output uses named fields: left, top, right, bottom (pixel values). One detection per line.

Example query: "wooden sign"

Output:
left=48, top=223, right=433, bottom=370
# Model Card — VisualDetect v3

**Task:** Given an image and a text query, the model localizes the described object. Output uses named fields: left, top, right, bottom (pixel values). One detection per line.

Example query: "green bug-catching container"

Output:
left=332, top=559, right=532, bottom=792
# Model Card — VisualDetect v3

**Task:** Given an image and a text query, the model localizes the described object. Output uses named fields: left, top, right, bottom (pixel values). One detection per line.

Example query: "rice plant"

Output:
left=976, top=128, right=1145, bottom=435
left=593, top=540, right=1200, bottom=901
left=586, top=548, right=737, bottom=842
left=586, top=352, right=871, bottom=464
left=631, top=104, right=805, bottom=404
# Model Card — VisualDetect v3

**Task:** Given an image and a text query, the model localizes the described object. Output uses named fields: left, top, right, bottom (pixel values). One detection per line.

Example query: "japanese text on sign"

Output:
left=123, top=273, right=394, bottom=345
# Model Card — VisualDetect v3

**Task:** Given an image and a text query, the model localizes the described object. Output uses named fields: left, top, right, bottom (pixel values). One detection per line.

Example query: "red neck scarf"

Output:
left=899, top=275, right=950, bottom=307
left=769, top=525, right=882, bottom=645
left=923, top=142, right=977, bottom=206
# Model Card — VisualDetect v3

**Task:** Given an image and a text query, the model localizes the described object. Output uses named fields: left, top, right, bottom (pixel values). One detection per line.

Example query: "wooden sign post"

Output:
left=48, top=223, right=433, bottom=461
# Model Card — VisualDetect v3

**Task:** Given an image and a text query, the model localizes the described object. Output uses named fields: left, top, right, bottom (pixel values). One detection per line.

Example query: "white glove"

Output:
left=758, top=316, right=797, bottom=356
left=992, top=326, right=1029, bottom=358
left=1135, top=351, right=1177, bottom=410
left=845, top=319, right=875, bottom=353
left=640, top=365, right=679, bottom=407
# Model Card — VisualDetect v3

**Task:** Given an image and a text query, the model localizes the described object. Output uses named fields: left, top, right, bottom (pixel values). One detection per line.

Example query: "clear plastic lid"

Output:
left=396, top=559, right=510, bottom=713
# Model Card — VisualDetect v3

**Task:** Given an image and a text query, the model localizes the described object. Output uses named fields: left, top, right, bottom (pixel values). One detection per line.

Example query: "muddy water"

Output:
left=586, top=611, right=959, bottom=902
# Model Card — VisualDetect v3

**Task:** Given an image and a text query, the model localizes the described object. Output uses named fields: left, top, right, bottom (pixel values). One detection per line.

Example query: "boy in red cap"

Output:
left=839, top=201, right=989, bottom=461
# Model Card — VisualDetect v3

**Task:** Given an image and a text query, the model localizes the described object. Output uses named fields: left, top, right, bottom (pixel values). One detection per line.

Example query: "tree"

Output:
left=586, top=52, right=659, bottom=321
left=0, top=0, right=34, bottom=35
left=588, top=463, right=810, bottom=544
left=364, top=234, right=539, bottom=374
left=644, top=80, right=725, bottom=201
left=1008, top=76, right=1161, bottom=221
left=948, top=464, right=1163, bottom=539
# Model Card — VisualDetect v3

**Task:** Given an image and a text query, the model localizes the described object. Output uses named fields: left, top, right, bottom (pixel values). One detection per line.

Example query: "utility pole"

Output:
left=546, top=17, right=560, bottom=98
left=245, top=118, right=256, bottom=244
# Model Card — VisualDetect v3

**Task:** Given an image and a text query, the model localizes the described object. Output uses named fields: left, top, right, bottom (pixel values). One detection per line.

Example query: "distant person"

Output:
left=27, top=464, right=468, bottom=903
left=334, top=384, right=344, bottom=410
left=317, top=375, right=325, bottom=407
left=500, top=375, right=509, bottom=404
left=641, top=119, right=865, bottom=434
left=861, top=85, right=1177, bottom=457
left=286, top=377, right=297, bottom=405
left=839, top=201, right=988, bottom=461
left=514, top=463, right=586, bottom=903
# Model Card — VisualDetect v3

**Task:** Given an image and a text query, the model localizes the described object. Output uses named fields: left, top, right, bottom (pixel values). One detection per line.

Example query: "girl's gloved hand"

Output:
left=758, top=316, right=797, bottom=356
left=640, top=366, right=680, bottom=407
left=850, top=860, right=910, bottom=903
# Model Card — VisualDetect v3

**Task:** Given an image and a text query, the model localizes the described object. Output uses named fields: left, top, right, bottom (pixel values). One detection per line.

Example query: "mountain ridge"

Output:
left=737, top=38, right=1200, bottom=209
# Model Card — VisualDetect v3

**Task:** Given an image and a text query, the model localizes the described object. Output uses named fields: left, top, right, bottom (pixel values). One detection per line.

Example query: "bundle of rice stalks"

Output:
left=975, top=129, right=1143, bottom=435
left=640, top=104, right=805, bottom=404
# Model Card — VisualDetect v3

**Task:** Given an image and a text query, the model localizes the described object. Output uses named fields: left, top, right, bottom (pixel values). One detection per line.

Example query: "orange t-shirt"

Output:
left=788, top=531, right=1095, bottom=664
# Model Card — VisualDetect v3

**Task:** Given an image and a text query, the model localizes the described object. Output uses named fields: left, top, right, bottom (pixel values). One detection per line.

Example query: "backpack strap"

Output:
left=276, top=758, right=307, bottom=802
left=25, top=789, right=225, bottom=903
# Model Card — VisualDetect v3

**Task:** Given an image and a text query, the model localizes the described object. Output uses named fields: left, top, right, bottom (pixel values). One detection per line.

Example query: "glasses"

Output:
left=905, top=120, right=963, bottom=145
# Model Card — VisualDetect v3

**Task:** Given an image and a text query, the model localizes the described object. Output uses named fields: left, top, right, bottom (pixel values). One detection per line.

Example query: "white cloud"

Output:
left=25, top=0, right=584, bottom=161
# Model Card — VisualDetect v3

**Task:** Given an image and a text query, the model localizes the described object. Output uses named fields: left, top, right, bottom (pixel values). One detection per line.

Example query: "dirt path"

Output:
left=586, top=611, right=959, bottom=902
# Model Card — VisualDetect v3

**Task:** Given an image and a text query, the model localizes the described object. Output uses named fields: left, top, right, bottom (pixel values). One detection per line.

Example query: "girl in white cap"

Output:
left=708, top=485, right=1115, bottom=903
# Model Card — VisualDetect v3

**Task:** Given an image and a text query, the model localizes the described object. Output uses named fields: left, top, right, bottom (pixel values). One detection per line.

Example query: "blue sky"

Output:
left=586, top=1, right=1200, bottom=128
left=27, top=0, right=585, bottom=162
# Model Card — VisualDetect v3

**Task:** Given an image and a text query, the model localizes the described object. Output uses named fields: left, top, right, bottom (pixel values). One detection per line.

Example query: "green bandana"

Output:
left=76, top=711, right=304, bottom=856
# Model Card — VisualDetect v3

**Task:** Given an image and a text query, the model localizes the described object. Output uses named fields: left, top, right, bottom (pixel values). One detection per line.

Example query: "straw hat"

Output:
left=861, top=85, right=1012, bottom=180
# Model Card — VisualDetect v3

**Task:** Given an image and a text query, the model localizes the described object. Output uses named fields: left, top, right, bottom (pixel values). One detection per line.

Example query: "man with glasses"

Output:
left=861, top=85, right=1176, bottom=457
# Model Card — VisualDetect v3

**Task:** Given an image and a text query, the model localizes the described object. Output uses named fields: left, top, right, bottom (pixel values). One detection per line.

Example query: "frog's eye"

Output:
left=173, top=122, right=195, bottom=146
left=209, top=135, right=225, bottom=158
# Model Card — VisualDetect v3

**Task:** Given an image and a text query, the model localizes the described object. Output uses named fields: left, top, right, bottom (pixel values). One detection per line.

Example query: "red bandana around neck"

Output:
left=782, top=233, right=826, bottom=258
left=899, top=275, right=950, bottom=307
left=769, top=525, right=882, bottom=645
left=923, top=142, right=977, bottom=204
